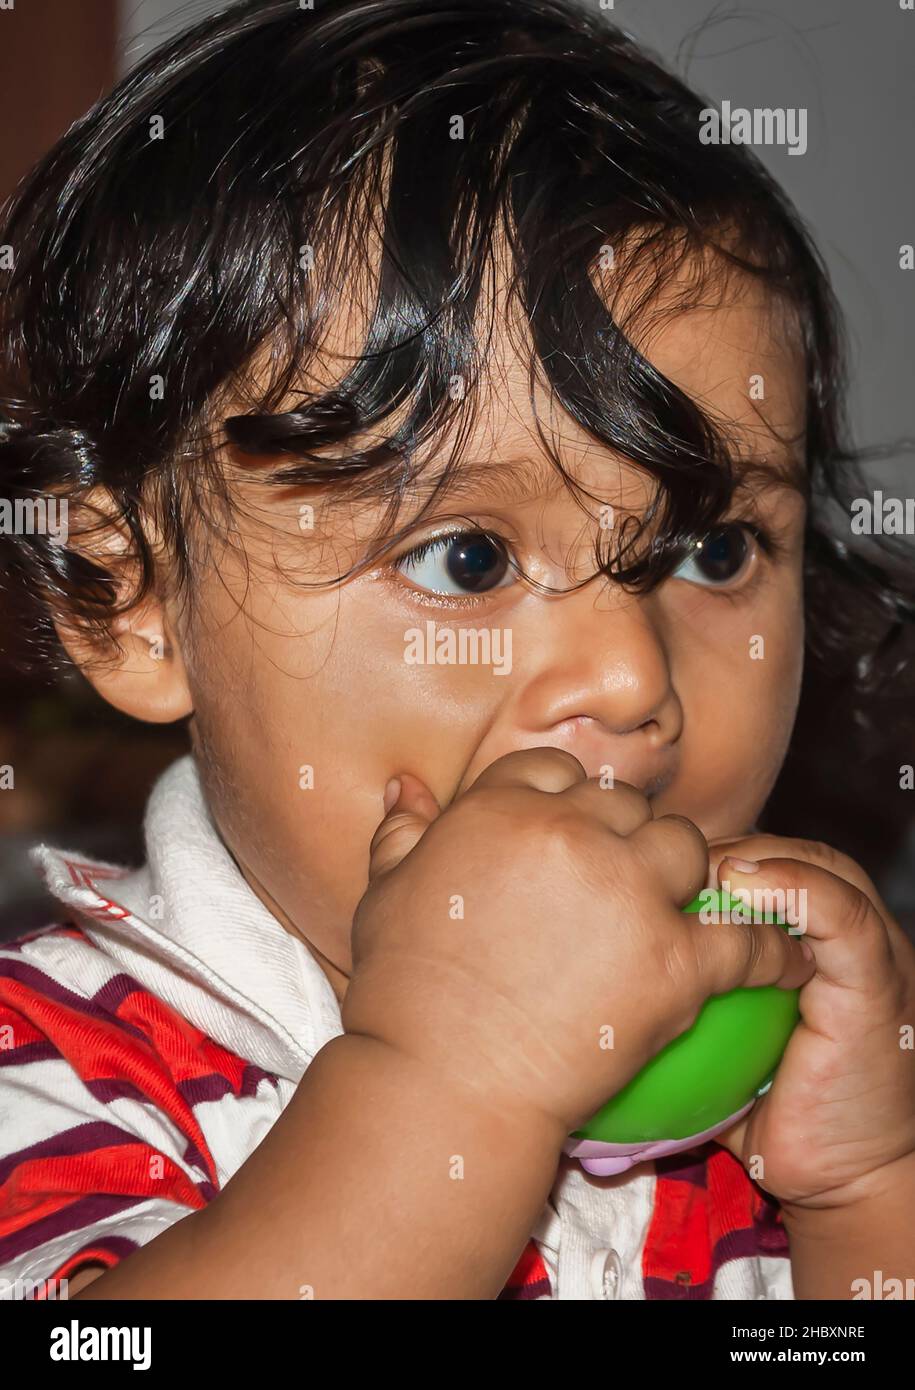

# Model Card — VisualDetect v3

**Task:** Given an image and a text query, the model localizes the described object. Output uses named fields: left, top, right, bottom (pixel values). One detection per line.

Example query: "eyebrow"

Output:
left=731, top=449, right=809, bottom=501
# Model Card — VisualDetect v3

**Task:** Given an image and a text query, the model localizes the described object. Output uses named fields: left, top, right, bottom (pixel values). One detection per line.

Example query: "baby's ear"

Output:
left=52, top=489, right=194, bottom=725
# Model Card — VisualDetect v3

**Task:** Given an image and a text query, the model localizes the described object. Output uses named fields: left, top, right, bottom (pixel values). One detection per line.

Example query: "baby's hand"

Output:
left=707, top=835, right=915, bottom=1211
left=343, top=749, right=811, bottom=1140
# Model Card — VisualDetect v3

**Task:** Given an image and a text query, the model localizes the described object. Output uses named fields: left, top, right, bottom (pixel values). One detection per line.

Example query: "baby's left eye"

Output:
left=672, top=524, right=755, bottom=587
left=395, top=531, right=515, bottom=596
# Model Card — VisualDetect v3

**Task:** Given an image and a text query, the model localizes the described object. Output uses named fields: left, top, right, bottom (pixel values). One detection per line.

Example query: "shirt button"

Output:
left=590, top=1248, right=622, bottom=1300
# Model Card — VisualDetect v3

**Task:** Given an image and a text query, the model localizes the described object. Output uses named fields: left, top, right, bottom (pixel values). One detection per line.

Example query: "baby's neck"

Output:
left=238, top=860, right=350, bottom=1005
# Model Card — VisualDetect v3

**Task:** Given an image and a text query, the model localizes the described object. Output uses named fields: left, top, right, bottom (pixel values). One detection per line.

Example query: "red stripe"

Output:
left=503, top=1239, right=549, bottom=1292
left=0, top=1143, right=205, bottom=1239
left=706, top=1147, right=757, bottom=1252
left=642, top=1168, right=711, bottom=1287
left=11, top=922, right=251, bottom=1090
left=643, top=1148, right=782, bottom=1296
left=0, top=976, right=219, bottom=1189
left=114, top=985, right=248, bottom=1090
left=0, top=1004, right=45, bottom=1049
left=63, top=859, right=128, bottom=887
left=88, top=899, right=132, bottom=922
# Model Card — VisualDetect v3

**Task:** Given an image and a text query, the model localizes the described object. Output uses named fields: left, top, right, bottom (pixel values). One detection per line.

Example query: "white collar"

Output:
left=31, top=754, right=344, bottom=1081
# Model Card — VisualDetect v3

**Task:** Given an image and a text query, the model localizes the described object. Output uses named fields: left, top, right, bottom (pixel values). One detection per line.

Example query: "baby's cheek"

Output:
left=669, top=586, right=803, bottom=837
left=759, top=585, right=805, bottom=740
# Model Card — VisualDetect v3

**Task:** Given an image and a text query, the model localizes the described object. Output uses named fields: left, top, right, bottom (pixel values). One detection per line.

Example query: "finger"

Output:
left=708, top=833, right=912, bottom=963
left=368, top=773, right=442, bottom=881
left=707, top=834, right=881, bottom=905
left=688, top=896, right=815, bottom=996
left=630, top=812, right=710, bottom=907
left=719, top=856, right=898, bottom=995
left=560, top=778, right=654, bottom=836
left=465, top=746, right=587, bottom=795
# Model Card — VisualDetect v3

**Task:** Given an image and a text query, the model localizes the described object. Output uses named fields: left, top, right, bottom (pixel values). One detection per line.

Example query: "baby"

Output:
left=1, top=0, right=914, bottom=1301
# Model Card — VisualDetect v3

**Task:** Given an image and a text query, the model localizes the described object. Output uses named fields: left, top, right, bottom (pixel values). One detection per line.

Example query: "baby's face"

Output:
left=172, top=275, right=807, bottom=998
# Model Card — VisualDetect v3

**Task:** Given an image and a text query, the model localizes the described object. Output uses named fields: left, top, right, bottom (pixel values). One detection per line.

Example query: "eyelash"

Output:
left=386, top=519, right=782, bottom=604
left=388, top=531, right=512, bottom=609
left=736, top=522, right=782, bottom=560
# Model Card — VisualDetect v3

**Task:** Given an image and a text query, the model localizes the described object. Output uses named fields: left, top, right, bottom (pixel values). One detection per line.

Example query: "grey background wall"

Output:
left=118, top=0, right=915, bottom=484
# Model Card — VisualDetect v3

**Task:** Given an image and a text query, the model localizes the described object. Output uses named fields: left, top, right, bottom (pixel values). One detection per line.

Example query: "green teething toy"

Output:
left=571, top=886, right=800, bottom=1145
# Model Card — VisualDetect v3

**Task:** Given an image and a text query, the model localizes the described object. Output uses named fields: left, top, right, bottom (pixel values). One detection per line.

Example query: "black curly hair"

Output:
left=0, top=0, right=912, bottom=732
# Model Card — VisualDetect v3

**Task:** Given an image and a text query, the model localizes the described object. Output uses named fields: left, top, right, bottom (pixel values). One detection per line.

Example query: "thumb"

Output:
left=368, top=773, right=442, bottom=880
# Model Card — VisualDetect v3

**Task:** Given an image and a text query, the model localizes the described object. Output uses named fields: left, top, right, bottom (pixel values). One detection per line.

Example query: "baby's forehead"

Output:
left=437, top=279, right=805, bottom=497
left=329, top=254, right=798, bottom=407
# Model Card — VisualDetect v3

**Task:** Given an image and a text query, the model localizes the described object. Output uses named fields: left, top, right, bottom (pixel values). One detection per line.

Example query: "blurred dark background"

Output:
left=1, top=0, right=914, bottom=942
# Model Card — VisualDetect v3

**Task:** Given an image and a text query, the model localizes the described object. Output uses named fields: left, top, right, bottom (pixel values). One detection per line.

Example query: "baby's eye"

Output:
left=395, top=531, right=514, bottom=596
left=672, top=524, right=754, bottom=587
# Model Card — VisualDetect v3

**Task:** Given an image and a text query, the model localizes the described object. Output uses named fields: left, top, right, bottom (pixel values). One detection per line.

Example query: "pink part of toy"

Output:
left=562, top=1099, right=756, bottom=1175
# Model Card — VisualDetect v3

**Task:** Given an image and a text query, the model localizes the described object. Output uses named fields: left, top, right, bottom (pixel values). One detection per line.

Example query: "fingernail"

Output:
left=800, top=940, right=815, bottom=964
left=724, top=855, right=760, bottom=874
left=383, top=777, right=401, bottom=813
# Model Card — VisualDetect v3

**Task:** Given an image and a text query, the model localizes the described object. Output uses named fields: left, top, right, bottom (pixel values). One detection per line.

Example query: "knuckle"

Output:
left=792, top=838, right=839, bottom=872
left=841, top=884, right=878, bottom=937
left=651, top=813, right=709, bottom=876
left=661, top=964, right=703, bottom=1038
left=537, top=804, right=593, bottom=860
left=543, top=745, right=586, bottom=772
left=531, top=746, right=587, bottom=783
left=648, top=929, right=701, bottom=1020
left=497, top=750, right=584, bottom=783
left=731, top=923, right=764, bottom=985
left=602, top=780, right=651, bottom=818
left=661, top=934, right=700, bottom=992
left=657, top=811, right=705, bottom=846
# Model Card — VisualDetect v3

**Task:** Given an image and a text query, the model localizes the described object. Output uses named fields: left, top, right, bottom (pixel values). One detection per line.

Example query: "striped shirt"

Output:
left=0, top=756, right=794, bottom=1300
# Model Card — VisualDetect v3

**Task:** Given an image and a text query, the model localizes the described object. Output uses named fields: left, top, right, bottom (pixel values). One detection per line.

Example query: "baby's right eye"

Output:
left=395, top=531, right=515, bottom=597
